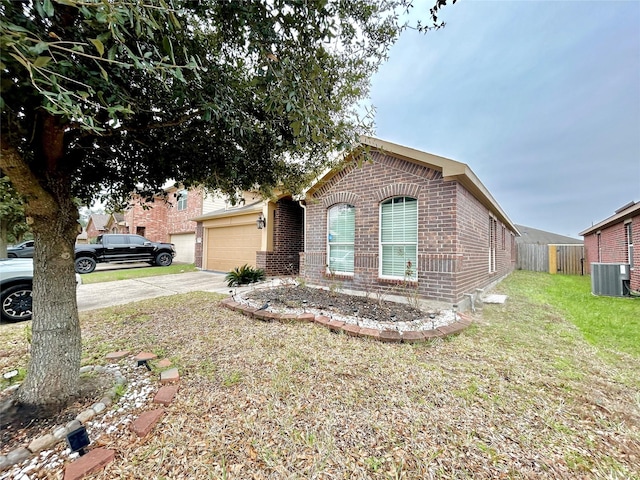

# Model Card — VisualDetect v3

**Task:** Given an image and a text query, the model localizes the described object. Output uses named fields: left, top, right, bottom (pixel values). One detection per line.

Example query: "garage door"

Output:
left=206, top=224, right=261, bottom=272
left=170, top=233, right=195, bottom=264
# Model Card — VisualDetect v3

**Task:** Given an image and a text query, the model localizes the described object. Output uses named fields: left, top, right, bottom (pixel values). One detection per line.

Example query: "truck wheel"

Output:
left=155, top=252, right=173, bottom=267
left=75, top=257, right=96, bottom=274
left=1, top=284, right=33, bottom=322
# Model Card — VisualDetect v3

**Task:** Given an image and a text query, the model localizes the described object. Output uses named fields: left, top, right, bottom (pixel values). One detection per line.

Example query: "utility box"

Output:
left=591, top=263, right=631, bottom=297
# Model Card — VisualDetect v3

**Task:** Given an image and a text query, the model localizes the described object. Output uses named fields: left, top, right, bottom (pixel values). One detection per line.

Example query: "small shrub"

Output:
left=226, top=264, right=266, bottom=287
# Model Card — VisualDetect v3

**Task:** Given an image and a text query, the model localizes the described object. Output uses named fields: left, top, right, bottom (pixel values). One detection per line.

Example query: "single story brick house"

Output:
left=300, top=136, right=519, bottom=305
left=194, top=136, right=519, bottom=306
left=579, top=201, right=638, bottom=292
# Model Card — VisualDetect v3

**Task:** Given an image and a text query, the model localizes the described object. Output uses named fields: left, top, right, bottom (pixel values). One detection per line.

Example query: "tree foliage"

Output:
left=0, top=0, right=451, bottom=407
left=1, top=0, right=449, bottom=204
left=0, top=175, right=30, bottom=255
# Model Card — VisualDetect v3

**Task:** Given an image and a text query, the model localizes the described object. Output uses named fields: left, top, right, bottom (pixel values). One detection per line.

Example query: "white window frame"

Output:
left=177, top=189, right=188, bottom=211
left=489, top=217, right=497, bottom=273
left=379, top=197, right=418, bottom=281
left=625, top=221, right=634, bottom=268
left=326, top=204, right=355, bottom=276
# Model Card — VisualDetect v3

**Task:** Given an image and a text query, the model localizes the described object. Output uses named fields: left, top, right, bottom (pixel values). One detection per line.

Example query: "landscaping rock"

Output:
left=28, top=433, right=57, bottom=453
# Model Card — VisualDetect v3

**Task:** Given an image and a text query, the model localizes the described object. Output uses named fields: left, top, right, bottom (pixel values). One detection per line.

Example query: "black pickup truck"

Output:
left=75, top=234, right=176, bottom=274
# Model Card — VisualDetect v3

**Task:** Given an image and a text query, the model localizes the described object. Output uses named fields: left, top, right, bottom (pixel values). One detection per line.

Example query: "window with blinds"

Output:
left=380, top=197, right=417, bottom=279
left=327, top=204, right=355, bottom=274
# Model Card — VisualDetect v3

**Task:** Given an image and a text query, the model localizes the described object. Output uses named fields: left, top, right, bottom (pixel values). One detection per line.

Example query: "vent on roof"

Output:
left=614, top=201, right=636, bottom=214
left=591, top=263, right=631, bottom=297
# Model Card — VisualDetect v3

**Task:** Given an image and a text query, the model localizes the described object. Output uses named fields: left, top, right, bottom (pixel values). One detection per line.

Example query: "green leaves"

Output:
left=34, top=0, right=55, bottom=19
left=2, top=0, right=451, bottom=208
left=33, top=56, right=51, bottom=68
left=90, top=39, right=105, bottom=57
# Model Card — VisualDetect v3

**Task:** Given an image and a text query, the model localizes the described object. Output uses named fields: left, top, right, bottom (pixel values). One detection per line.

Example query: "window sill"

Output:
left=377, top=277, right=418, bottom=287
left=323, top=272, right=354, bottom=280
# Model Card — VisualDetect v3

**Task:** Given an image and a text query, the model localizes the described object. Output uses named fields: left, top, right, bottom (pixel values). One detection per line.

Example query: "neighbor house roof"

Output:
left=579, top=201, right=640, bottom=236
left=514, top=224, right=582, bottom=245
left=305, top=136, right=520, bottom=235
left=88, top=214, right=110, bottom=231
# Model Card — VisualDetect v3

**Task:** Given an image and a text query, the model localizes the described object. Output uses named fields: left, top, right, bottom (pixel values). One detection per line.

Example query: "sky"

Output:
left=368, top=0, right=640, bottom=238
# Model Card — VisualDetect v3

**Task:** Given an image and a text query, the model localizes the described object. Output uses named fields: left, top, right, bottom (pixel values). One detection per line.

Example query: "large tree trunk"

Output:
left=17, top=201, right=81, bottom=407
left=1, top=117, right=82, bottom=408
left=0, top=218, right=7, bottom=257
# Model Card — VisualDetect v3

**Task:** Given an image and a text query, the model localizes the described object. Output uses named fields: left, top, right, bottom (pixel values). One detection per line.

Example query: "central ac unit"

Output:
left=591, top=263, right=631, bottom=297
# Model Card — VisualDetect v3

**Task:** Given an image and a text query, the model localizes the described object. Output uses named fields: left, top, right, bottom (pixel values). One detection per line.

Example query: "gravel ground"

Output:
left=1, top=362, right=155, bottom=479
left=242, top=284, right=457, bottom=332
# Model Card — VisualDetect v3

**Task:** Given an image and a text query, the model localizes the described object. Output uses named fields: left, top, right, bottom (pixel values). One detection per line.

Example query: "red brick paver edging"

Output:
left=221, top=297, right=473, bottom=343
left=63, top=448, right=115, bottom=480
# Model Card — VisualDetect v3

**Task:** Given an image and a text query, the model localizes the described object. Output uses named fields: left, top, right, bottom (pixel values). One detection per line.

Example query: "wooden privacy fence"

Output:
left=517, top=244, right=584, bottom=275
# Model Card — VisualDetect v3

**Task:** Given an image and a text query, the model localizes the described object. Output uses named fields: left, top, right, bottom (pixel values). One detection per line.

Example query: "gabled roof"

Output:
left=579, top=201, right=640, bottom=236
left=305, top=136, right=519, bottom=234
left=515, top=224, right=582, bottom=245
left=87, top=214, right=110, bottom=231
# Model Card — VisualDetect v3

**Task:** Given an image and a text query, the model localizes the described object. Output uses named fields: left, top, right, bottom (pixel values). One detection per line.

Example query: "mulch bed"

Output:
left=244, top=285, right=428, bottom=322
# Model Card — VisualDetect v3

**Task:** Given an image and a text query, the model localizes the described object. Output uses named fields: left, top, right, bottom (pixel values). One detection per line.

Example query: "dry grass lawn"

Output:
left=1, top=271, right=639, bottom=479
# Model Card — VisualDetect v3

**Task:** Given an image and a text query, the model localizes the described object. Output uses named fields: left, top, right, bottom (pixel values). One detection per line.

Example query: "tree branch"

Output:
left=0, top=137, right=55, bottom=216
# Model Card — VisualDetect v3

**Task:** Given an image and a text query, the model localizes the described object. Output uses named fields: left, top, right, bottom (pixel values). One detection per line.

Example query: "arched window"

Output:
left=380, top=197, right=417, bottom=279
left=327, top=204, right=355, bottom=274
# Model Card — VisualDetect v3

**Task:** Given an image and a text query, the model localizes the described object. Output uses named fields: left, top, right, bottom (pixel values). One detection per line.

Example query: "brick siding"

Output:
left=303, top=151, right=516, bottom=304
left=123, top=201, right=168, bottom=242
left=123, top=187, right=204, bottom=243
left=85, top=223, right=104, bottom=240
left=195, top=222, right=204, bottom=268
left=584, top=214, right=639, bottom=291
left=256, top=198, right=304, bottom=275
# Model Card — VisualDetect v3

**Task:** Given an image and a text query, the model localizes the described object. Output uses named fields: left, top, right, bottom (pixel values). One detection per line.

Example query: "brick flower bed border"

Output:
left=220, top=297, right=473, bottom=343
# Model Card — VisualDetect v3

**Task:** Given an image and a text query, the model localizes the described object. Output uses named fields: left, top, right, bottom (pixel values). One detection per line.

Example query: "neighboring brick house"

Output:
left=84, top=214, right=110, bottom=240
left=123, top=186, right=226, bottom=263
left=105, top=213, right=127, bottom=234
left=301, top=136, right=519, bottom=305
left=580, top=201, right=639, bottom=292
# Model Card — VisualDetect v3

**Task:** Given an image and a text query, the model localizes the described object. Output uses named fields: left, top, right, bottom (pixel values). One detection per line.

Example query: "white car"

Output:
left=0, top=258, right=81, bottom=322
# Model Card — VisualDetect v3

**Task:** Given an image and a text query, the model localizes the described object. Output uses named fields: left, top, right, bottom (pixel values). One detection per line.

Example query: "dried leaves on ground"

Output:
left=1, top=271, right=639, bottom=479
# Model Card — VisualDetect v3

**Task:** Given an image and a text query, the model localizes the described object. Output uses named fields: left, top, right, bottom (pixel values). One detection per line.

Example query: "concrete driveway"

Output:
left=77, top=270, right=234, bottom=312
